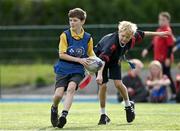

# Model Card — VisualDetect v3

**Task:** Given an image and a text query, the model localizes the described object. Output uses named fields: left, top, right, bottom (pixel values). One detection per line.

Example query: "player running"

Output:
left=51, top=8, right=95, bottom=128
left=94, top=21, right=169, bottom=124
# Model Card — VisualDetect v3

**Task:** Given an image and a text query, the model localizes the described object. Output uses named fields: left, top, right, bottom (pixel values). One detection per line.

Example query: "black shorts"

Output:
left=102, top=63, right=121, bottom=84
left=55, top=73, right=84, bottom=91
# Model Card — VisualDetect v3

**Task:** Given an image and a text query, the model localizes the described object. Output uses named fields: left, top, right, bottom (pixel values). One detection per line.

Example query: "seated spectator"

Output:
left=117, top=59, right=149, bottom=102
left=146, top=60, right=171, bottom=103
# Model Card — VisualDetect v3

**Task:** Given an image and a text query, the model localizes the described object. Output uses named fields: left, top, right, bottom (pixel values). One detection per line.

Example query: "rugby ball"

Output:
left=85, top=57, right=103, bottom=73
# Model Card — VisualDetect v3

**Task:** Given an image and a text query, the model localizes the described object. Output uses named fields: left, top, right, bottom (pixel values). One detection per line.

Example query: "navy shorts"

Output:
left=55, top=73, right=84, bottom=91
left=102, top=63, right=121, bottom=84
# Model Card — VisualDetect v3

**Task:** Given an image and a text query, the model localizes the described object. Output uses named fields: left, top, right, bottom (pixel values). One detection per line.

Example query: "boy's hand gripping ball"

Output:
left=79, top=57, right=103, bottom=89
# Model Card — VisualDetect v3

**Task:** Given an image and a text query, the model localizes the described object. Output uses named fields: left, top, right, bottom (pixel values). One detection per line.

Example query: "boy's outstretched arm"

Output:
left=141, top=31, right=169, bottom=58
left=144, top=31, right=170, bottom=37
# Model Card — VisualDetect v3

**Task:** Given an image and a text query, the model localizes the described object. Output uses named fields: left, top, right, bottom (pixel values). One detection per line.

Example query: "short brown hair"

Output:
left=159, top=12, right=171, bottom=21
left=68, top=8, right=87, bottom=21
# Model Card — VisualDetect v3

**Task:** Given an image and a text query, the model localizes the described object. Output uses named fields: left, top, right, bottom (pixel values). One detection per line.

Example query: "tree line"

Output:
left=0, top=0, right=179, bottom=25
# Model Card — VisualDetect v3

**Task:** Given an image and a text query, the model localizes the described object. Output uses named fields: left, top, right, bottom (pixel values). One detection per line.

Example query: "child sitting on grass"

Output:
left=146, top=60, right=171, bottom=103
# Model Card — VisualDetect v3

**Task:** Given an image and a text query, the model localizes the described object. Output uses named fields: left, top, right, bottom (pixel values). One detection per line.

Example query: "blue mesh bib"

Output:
left=54, top=29, right=91, bottom=75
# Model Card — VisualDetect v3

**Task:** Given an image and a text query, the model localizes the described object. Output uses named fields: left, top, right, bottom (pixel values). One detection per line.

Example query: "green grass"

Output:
left=0, top=103, right=180, bottom=130
left=0, top=64, right=55, bottom=88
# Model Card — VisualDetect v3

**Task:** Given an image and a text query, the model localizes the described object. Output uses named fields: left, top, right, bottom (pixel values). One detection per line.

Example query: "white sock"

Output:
left=100, top=108, right=106, bottom=115
left=124, top=100, right=131, bottom=107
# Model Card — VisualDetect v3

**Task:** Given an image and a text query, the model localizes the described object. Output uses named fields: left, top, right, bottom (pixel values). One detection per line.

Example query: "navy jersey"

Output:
left=94, top=30, right=144, bottom=65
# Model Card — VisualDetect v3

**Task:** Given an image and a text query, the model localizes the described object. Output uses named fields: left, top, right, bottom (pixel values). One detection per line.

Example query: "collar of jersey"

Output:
left=70, top=28, right=84, bottom=40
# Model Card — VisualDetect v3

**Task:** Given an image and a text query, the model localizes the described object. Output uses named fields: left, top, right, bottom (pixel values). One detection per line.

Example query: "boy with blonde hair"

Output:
left=51, top=8, right=95, bottom=128
left=95, top=21, right=169, bottom=124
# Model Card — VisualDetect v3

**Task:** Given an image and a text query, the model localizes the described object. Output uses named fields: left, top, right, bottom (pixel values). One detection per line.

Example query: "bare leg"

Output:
left=114, top=80, right=130, bottom=106
left=114, top=80, right=135, bottom=123
left=98, top=83, right=107, bottom=110
left=56, top=82, right=77, bottom=128
left=53, top=87, right=65, bottom=107
left=97, top=83, right=111, bottom=124
left=63, top=81, right=76, bottom=111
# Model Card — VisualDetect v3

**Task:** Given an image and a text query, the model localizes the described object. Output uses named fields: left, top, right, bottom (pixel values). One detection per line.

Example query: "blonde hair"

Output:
left=118, top=21, right=137, bottom=35
left=149, top=60, right=162, bottom=79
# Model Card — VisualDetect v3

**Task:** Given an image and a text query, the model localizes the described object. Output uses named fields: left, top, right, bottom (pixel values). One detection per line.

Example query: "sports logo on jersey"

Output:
left=67, top=46, right=85, bottom=57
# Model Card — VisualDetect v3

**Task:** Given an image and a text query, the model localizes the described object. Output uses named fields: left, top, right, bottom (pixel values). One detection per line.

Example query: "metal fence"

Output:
left=0, top=24, right=180, bottom=97
left=0, top=23, right=180, bottom=63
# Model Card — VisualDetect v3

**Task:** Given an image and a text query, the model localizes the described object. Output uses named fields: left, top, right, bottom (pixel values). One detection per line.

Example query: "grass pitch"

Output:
left=0, top=102, right=180, bottom=130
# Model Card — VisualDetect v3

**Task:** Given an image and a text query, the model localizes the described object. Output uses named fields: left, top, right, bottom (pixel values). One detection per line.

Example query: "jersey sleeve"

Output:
left=134, top=30, right=145, bottom=43
left=99, top=42, right=117, bottom=63
left=59, top=33, right=68, bottom=53
left=87, top=37, right=96, bottom=57
left=130, top=30, right=145, bottom=48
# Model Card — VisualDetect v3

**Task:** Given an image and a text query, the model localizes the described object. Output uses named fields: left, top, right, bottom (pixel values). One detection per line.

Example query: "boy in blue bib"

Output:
left=51, top=8, right=95, bottom=128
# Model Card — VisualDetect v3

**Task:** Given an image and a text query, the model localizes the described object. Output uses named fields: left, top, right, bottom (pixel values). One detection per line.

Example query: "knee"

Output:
left=99, top=84, right=107, bottom=91
left=114, top=81, right=124, bottom=89
left=67, top=88, right=76, bottom=95
left=53, top=93, right=63, bottom=100
left=66, top=82, right=76, bottom=95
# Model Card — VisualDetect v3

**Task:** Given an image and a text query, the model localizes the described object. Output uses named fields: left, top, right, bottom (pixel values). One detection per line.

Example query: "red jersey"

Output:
left=152, top=25, right=174, bottom=62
